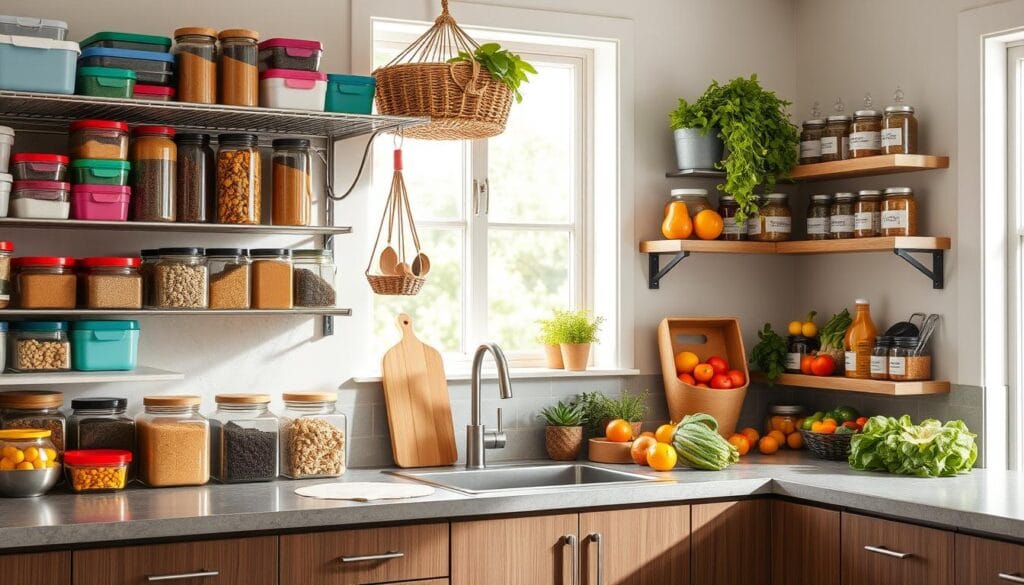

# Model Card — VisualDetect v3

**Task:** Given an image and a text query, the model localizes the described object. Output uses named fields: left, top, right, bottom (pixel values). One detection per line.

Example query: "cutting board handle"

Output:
left=395, top=313, right=417, bottom=340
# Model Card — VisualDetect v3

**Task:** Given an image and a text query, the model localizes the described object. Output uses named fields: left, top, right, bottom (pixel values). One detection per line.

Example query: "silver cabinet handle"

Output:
left=565, top=534, right=578, bottom=585
left=864, top=545, right=912, bottom=559
left=339, top=551, right=404, bottom=563
left=589, top=533, right=603, bottom=585
left=999, top=573, right=1024, bottom=583
left=147, top=571, right=219, bottom=582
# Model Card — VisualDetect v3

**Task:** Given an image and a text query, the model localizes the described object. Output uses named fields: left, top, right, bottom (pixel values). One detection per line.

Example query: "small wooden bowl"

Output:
left=587, top=438, right=634, bottom=464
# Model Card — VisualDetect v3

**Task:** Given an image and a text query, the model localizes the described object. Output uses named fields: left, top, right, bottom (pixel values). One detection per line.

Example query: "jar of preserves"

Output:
left=849, top=110, right=882, bottom=158
left=0, top=240, right=11, bottom=309
left=218, top=29, right=259, bottom=107
left=63, top=449, right=132, bottom=493
left=870, top=336, right=892, bottom=381
left=882, top=105, right=918, bottom=155
left=854, top=190, right=882, bottom=238
left=251, top=248, right=293, bottom=309
left=68, top=120, right=129, bottom=160
left=829, top=192, right=856, bottom=240
left=0, top=390, right=66, bottom=452
left=210, top=393, right=279, bottom=483
left=207, top=248, right=251, bottom=309
left=150, top=247, right=208, bottom=309
left=137, top=395, right=209, bottom=487
left=799, top=119, right=825, bottom=164
left=217, top=133, right=261, bottom=224
left=718, top=195, right=746, bottom=241
left=280, top=391, right=346, bottom=479
left=753, top=193, right=791, bottom=242
left=7, top=324, right=71, bottom=375
left=821, top=115, right=851, bottom=162
left=130, top=125, right=177, bottom=222
left=806, top=194, right=832, bottom=240
left=785, top=336, right=812, bottom=373
left=272, top=138, right=312, bottom=226
left=764, top=405, right=804, bottom=437
left=13, top=256, right=76, bottom=309
left=175, top=133, right=215, bottom=223
left=68, top=397, right=135, bottom=454
left=79, top=257, right=143, bottom=309
left=881, top=187, right=917, bottom=236
left=293, top=249, right=337, bottom=308
left=173, top=27, right=217, bottom=104
left=665, top=188, right=712, bottom=217
left=0, top=429, right=60, bottom=497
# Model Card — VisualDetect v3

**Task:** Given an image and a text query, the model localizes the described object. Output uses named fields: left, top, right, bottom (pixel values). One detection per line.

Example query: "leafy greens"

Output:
left=848, top=415, right=978, bottom=478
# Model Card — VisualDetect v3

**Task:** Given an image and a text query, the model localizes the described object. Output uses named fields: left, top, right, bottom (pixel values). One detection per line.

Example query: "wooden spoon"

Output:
left=412, top=252, right=431, bottom=277
left=379, top=246, right=398, bottom=275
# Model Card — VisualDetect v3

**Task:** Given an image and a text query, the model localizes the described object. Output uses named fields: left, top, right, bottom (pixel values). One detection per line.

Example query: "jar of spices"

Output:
left=0, top=390, right=66, bottom=452
left=821, top=115, right=851, bottom=162
left=280, top=391, right=346, bottom=479
left=130, top=125, right=177, bottom=222
left=218, top=29, right=259, bottom=107
left=806, top=194, right=832, bottom=240
left=799, top=119, right=825, bottom=164
left=718, top=196, right=746, bottom=241
left=881, top=187, right=918, bottom=236
left=754, top=193, right=792, bottom=242
left=68, top=120, right=129, bottom=161
left=210, top=394, right=279, bottom=483
left=150, top=247, right=208, bottom=309
left=870, top=336, right=893, bottom=380
left=14, top=256, right=76, bottom=309
left=272, top=138, right=312, bottom=226
left=79, top=257, right=143, bottom=309
left=666, top=188, right=712, bottom=217
left=849, top=110, right=882, bottom=158
left=207, top=248, right=251, bottom=309
left=888, top=337, right=930, bottom=381
left=882, top=105, right=918, bottom=155
left=251, top=248, right=293, bottom=309
left=137, top=395, right=209, bottom=487
left=293, top=249, right=337, bottom=308
left=785, top=336, right=812, bottom=373
left=764, top=405, right=804, bottom=437
left=175, top=133, right=215, bottom=223
left=68, top=397, right=135, bottom=452
left=7, top=323, right=71, bottom=375
left=217, top=133, right=261, bottom=224
left=829, top=192, right=856, bottom=240
left=172, top=27, right=217, bottom=105
left=854, top=190, right=882, bottom=238
left=0, top=241, right=12, bottom=309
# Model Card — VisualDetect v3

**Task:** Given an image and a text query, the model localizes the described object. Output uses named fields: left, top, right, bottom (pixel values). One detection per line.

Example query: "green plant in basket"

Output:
left=537, top=401, right=584, bottom=427
left=449, top=43, right=537, bottom=103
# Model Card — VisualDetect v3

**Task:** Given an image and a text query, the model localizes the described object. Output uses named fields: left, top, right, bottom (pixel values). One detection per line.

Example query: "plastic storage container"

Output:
left=293, top=249, right=337, bottom=308
left=272, top=138, right=312, bottom=226
left=207, top=248, right=250, bottom=309
left=136, top=395, right=209, bottom=487
left=173, top=27, right=217, bottom=105
left=0, top=390, right=66, bottom=451
left=216, top=134, right=261, bottom=224
left=132, top=83, right=174, bottom=101
left=69, top=120, right=129, bottom=160
left=219, top=29, right=259, bottom=107
left=12, top=153, right=69, bottom=182
left=63, top=449, right=131, bottom=492
left=10, top=180, right=70, bottom=219
left=78, top=47, right=175, bottom=86
left=71, top=184, right=130, bottom=221
left=0, top=241, right=10, bottom=309
left=75, top=66, right=136, bottom=98
left=130, top=125, right=176, bottom=222
left=279, top=392, right=346, bottom=479
left=67, top=397, right=135, bottom=452
left=260, top=69, right=327, bottom=111
left=70, top=320, right=139, bottom=371
left=13, top=256, right=75, bottom=308
left=325, top=74, right=376, bottom=115
left=0, top=429, right=60, bottom=497
left=80, top=32, right=171, bottom=53
left=0, top=126, right=12, bottom=173
left=78, top=256, right=142, bottom=309
left=70, top=159, right=130, bottom=186
left=175, top=133, right=214, bottom=223
left=210, top=394, right=279, bottom=483
left=251, top=248, right=293, bottom=309
left=0, top=172, right=9, bottom=217
left=0, top=35, right=79, bottom=94
left=149, top=247, right=208, bottom=309
left=258, top=38, right=323, bottom=72
left=0, top=15, right=68, bottom=40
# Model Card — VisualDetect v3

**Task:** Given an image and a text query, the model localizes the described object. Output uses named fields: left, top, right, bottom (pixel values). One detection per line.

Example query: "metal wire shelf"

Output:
left=0, top=217, right=353, bottom=236
left=0, top=309, right=353, bottom=317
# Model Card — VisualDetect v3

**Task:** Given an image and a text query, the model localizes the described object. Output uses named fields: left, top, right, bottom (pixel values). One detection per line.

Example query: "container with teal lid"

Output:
left=70, top=159, right=131, bottom=186
left=325, top=74, right=375, bottom=115
left=8, top=321, right=71, bottom=372
left=76, top=66, right=136, bottom=99
left=69, top=320, right=139, bottom=372
left=80, top=32, right=171, bottom=53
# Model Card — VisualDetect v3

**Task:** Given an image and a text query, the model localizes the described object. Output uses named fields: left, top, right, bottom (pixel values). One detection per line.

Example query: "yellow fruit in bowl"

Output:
left=693, top=209, right=724, bottom=240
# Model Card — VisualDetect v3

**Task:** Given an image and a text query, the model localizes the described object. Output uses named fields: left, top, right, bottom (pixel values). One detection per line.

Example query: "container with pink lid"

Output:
left=257, top=38, right=322, bottom=72
left=11, top=180, right=70, bottom=219
left=71, top=184, right=130, bottom=221
left=259, top=69, right=327, bottom=111
left=11, top=153, right=69, bottom=182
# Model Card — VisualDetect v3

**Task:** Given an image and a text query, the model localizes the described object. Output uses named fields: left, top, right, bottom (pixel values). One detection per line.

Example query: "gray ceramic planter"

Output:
left=673, top=127, right=724, bottom=170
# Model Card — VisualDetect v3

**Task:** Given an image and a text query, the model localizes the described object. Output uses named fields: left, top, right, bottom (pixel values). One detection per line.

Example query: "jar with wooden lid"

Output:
left=218, top=29, right=259, bottom=106
left=279, top=392, right=346, bottom=479
left=719, top=195, right=746, bottom=241
left=849, top=110, right=882, bottom=158
left=0, top=390, right=66, bottom=452
left=210, top=394, right=278, bottom=483
left=854, top=190, right=882, bottom=238
left=665, top=188, right=712, bottom=217
left=821, top=115, right=850, bottom=162
left=173, top=27, right=217, bottom=104
left=136, top=395, right=209, bottom=487
left=882, top=105, right=917, bottom=155
left=250, top=248, right=293, bottom=309
left=829, top=192, right=856, bottom=239
left=806, top=194, right=832, bottom=241
left=754, top=193, right=791, bottom=242
left=881, top=187, right=917, bottom=236
left=799, top=119, right=825, bottom=164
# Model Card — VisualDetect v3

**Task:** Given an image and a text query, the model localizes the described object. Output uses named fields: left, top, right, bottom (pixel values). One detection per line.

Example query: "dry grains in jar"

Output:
left=806, top=194, right=832, bottom=241
left=799, top=119, right=825, bottom=164
left=829, top=192, right=856, bottom=239
left=271, top=139, right=312, bottom=226
left=14, top=256, right=76, bottom=309
left=79, top=257, right=142, bottom=309
left=217, top=134, right=261, bottom=224
left=882, top=105, right=918, bottom=155
left=849, top=110, right=882, bottom=158
left=218, top=29, right=259, bottom=107
left=175, top=133, right=215, bottom=223
left=821, top=115, right=851, bottom=162
left=0, top=389, right=66, bottom=452
left=150, top=248, right=208, bottom=309
left=881, top=187, right=917, bottom=236
left=136, top=395, right=209, bottom=487
left=7, top=323, right=71, bottom=375
left=130, top=126, right=177, bottom=222
left=753, top=193, right=791, bottom=242
left=854, top=190, right=882, bottom=238
left=173, top=27, right=217, bottom=105
left=280, top=392, right=346, bottom=479
left=250, top=248, right=293, bottom=309
left=207, top=248, right=251, bottom=309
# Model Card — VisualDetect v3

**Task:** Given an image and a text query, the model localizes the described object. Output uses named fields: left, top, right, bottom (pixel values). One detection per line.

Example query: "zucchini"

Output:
left=671, top=413, right=740, bottom=471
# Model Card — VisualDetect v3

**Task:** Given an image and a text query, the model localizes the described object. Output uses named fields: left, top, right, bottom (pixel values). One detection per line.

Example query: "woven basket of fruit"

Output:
left=801, top=430, right=854, bottom=461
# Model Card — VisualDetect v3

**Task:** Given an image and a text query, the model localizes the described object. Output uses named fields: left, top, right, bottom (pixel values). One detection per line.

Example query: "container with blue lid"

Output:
left=325, top=74, right=375, bottom=115
left=78, top=47, right=174, bottom=86
left=70, top=320, right=139, bottom=372
left=76, top=66, right=136, bottom=99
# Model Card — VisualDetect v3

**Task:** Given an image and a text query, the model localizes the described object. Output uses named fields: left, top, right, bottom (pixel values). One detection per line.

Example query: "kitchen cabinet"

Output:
left=955, top=533, right=1024, bottom=584
left=72, top=536, right=276, bottom=585
left=841, top=512, right=953, bottom=585
left=579, top=505, right=690, bottom=585
left=452, top=514, right=578, bottom=585
left=771, top=500, right=840, bottom=585
left=691, top=499, right=770, bottom=585
left=0, top=551, right=69, bottom=585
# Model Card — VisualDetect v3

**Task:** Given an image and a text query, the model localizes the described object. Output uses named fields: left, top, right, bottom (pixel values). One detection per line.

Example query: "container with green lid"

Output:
left=76, top=66, right=136, bottom=98
left=70, top=159, right=131, bottom=186
left=80, top=32, right=172, bottom=53
left=70, top=320, right=139, bottom=371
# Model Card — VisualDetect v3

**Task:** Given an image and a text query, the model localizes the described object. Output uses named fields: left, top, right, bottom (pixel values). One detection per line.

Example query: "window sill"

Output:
left=348, top=368, right=641, bottom=384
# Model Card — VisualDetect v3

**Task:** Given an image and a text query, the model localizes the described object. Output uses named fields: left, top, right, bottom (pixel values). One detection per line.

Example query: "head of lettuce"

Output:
left=849, top=415, right=978, bottom=478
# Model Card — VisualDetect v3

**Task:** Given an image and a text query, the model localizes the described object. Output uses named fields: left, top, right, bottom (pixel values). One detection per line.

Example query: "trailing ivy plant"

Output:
left=449, top=43, right=537, bottom=103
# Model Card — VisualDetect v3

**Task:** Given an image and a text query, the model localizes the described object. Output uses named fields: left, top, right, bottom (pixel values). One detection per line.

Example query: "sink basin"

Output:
left=387, top=463, right=659, bottom=495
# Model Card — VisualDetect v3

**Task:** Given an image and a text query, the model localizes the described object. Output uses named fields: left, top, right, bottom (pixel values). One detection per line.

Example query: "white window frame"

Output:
left=1008, top=42, right=1024, bottom=470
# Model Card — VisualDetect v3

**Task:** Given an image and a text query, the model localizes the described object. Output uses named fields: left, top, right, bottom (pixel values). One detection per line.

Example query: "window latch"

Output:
left=473, top=178, right=490, bottom=216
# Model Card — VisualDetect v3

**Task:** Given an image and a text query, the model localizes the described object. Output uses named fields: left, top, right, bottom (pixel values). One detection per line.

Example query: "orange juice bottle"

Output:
left=844, top=299, right=878, bottom=379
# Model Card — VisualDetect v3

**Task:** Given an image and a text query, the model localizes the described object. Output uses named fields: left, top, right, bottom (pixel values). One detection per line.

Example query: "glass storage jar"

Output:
left=785, top=336, right=812, bottom=373
left=14, top=256, right=76, bottom=309
left=7, top=323, right=71, bottom=375
left=0, top=322, right=6, bottom=373
left=665, top=188, right=712, bottom=217
left=63, top=449, right=132, bottom=493
left=888, top=337, right=930, bottom=381
left=882, top=105, right=918, bottom=155
left=799, top=119, right=825, bottom=164
left=68, top=397, right=135, bottom=454
left=881, top=187, right=917, bottom=236
left=854, top=190, right=882, bottom=238
left=173, top=27, right=217, bottom=104
left=806, top=194, right=832, bottom=240
left=754, top=193, right=791, bottom=242
left=0, top=390, right=66, bottom=452
left=829, top=192, right=856, bottom=240
left=718, top=195, right=746, bottom=241
left=210, top=393, right=279, bottom=483
left=79, top=256, right=143, bottom=309
left=0, top=240, right=11, bottom=309
left=821, top=115, right=851, bottom=162
left=293, top=249, right=337, bottom=308
left=870, top=336, right=893, bottom=381
left=218, top=29, right=259, bottom=107
left=217, top=134, right=261, bottom=224
left=0, top=429, right=60, bottom=497
left=175, top=133, right=215, bottom=223
left=150, top=247, right=208, bottom=309
left=130, top=125, right=177, bottom=222
left=251, top=248, right=293, bottom=309
left=280, top=391, right=346, bottom=479
left=764, top=405, right=804, bottom=437
left=849, top=110, right=882, bottom=158
left=68, top=120, right=129, bottom=160
left=272, top=138, right=312, bottom=226
left=140, top=249, right=157, bottom=308
left=746, top=196, right=764, bottom=240
left=137, top=395, right=209, bottom=487
left=207, top=248, right=251, bottom=309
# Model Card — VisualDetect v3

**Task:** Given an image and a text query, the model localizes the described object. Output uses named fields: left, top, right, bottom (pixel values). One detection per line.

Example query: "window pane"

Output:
left=487, top=229, right=572, bottom=351
left=488, top=61, right=577, bottom=224
left=372, top=138, right=466, bottom=222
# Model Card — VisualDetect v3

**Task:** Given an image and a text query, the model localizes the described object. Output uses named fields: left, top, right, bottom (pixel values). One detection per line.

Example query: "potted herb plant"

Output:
left=572, top=389, right=649, bottom=438
left=669, top=97, right=724, bottom=171
left=545, top=309, right=604, bottom=371
left=537, top=400, right=585, bottom=461
left=536, top=311, right=564, bottom=369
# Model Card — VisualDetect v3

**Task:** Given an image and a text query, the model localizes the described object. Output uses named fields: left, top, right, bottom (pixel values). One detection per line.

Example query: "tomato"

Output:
left=693, top=363, right=715, bottom=382
left=855, top=416, right=869, bottom=428
left=800, top=354, right=815, bottom=375
left=726, top=369, right=746, bottom=387
left=709, top=374, right=733, bottom=390
left=810, top=354, right=836, bottom=377
left=605, top=419, right=634, bottom=442
left=654, top=423, right=676, bottom=444
left=677, top=372, right=696, bottom=385
left=706, top=356, right=729, bottom=375
left=646, top=442, right=678, bottom=471
left=695, top=383, right=709, bottom=388
left=842, top=421, right=860, bottom=430
left=630, top=436, right=657, bottom=465
left=727, top=434, right=750, bottom=456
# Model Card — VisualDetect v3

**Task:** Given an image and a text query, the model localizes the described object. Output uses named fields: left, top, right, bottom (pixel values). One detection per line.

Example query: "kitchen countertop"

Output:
left=1, top=452, right=1022, bottom=551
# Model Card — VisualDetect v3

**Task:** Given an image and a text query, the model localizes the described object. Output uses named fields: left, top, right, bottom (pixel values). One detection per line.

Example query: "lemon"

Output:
left=788, top=321, right=802, bottom=336
left=801, top=322, right=818, bottom=337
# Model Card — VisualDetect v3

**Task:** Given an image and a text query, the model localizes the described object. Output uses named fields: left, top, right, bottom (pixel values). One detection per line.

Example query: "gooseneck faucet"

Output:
left=466, top=343, right=513, bottom=469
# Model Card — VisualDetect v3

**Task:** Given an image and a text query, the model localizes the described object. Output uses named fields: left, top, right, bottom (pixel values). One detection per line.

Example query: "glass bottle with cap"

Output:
left=854, top=190, right=882, bottom=238
left=829, top=193, right=856, bottom=239
left=881, top=187, right=917, bottom=236
left=822, top=115, right=851, bottom=162
left=849, top=106, right=882, bottom=158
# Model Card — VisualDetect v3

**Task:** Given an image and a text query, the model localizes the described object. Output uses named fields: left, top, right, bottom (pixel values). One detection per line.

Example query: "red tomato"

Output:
left=709, top=374, right=733, bottom=390
left=810, top=354, right=836, bottom=376
left=726, top=369, right=746, bottom=387
left=693, top=364, right=715, bottom=383
left=800, top=355, right=815, bottom=375
left=842, top=421, right=860, bottom=430
left=695, top=383, right=709, bottom=388
left=677, top=372, right=696, bottom=385
left=855, top=416, right=869, bottom=427
left=706, top=356, right=729, bottom=375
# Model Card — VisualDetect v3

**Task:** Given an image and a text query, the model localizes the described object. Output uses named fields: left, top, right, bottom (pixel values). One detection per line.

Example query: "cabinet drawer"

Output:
left=0, top=550, right=69, bottom=585
left=841, top=512, right=953, bottom=585
left=280, top=523, right=448, bottom=585
left=956, top=533, right=1024, bottom=585
left=72, top=536, right=276, bottom=585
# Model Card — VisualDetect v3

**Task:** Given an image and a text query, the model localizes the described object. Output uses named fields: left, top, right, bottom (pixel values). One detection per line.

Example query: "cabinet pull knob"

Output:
left=565, top=534, right=578, bottom=585
left=864, top=545, right=912, bottom=559
left=589, top=533, right=604, bottom=585
left=147, top=570, right=219, bottom=581
left=339, top=551, right=404, bottom=563
left=999, top=573, right=1024, bottom=583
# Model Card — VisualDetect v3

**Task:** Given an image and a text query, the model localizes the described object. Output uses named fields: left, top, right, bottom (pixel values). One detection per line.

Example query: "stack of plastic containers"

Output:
left=67, top=120, right=131, bottom=221
left=78, top=32, right=174, bottom=100
left=9, top=153, right=69, bottom=219
left=257, top=37, right=326, bottom=111
left=0, top=15, right=79, bottom=95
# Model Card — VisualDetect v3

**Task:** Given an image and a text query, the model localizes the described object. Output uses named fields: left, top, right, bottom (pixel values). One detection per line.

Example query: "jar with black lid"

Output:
left=799, top=119, right=825, bottom=164
left=217, top=133, right=261, bottom=225
left=870, top=337, right=892, bottom=380
left=854, top=190, right=882, bottom=238
left=207, top=248, right=251, bottom=309
left=882, top=105, right=918, bottom=155
left=821, top=115, right=850, bottom=162
left=849, top=110, right=882, bottom=158
left=68, top=397, right=135, bottom=452
left=806, top=194, right=832, bottom=241
left=175, top=133, right=215, bottom=223
left=830, top=192, right=856, bottom=239
left=272, top=138, right=312, bottom=227
left=785, top=336, right=812, bottom=373
left=719, top=195, right=746, bottom=241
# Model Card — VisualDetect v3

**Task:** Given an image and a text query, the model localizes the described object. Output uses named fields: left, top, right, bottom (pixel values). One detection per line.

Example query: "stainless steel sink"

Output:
left=387, top=463, right=659, bottom=495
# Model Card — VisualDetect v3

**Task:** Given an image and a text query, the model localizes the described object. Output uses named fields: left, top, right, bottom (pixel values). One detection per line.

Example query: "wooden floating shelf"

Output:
left=0, top=366, right=183, bottom=386
left=640, top=236, right=950, bottom=255
left=789, top=154, right=949, bottom=182
left=757, top=373, right=950, bottom=396
left=639, top=239, right=776, bottom=254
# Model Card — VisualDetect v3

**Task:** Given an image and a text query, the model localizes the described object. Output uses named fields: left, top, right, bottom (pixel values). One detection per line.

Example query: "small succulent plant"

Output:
left=537, top=400, right=585, bottom=427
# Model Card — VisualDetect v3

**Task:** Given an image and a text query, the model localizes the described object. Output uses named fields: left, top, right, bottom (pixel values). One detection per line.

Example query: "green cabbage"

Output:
left=848, top=415, right=977, bottom=478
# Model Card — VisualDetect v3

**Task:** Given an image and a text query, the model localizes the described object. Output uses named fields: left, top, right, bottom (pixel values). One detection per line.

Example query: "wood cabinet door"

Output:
left=955, top=533, right=1024, bottom=585
left=280, top=523, right=447, bottom=585
left=841, top=512, right=953, bottom=585
left=452, top=514, right=578, bottom=585
left=771, top=501, right=839, bottom=585
left=72, top=536, right=276, bottom=585
left=0, top=551, right=69, bottom=585
left=579, top=504, right=690, bottom=585
left=691, top=500, right=770, bottom=585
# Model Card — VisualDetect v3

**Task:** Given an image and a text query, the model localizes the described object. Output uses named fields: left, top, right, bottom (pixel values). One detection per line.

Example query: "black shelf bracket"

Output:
left=894, top=248, right=945, bottom=289
left=647, top=252, right=690, bottom=289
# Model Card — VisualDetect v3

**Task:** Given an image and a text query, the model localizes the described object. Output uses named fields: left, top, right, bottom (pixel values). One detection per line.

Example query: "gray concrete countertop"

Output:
left=0, top=452, right=1021, bottom=550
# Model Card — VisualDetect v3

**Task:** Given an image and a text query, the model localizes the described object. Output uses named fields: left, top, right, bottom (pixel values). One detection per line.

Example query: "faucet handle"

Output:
left=496, top=407, right=503, bottom=433
left=484, top=408, right=508, bottom=450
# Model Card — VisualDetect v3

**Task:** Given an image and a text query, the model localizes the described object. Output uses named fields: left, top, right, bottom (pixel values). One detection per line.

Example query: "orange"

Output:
left=605, top=419, right=634, bottom=442
left=630, top=436, right=658, bottom=465
left=646, top=442, right=678, bottom=471
left=640, top=431, right=655, bottom=438
left=767, top=430, right=786, bottom=448
left=810, top=420, right=824, bottom=433
left=739, top=427, right=760, bottom=447
left=662, top=201, right=693, bottom=239
left=655, top=423, right=677, bottom=444
left=758, top=436, right=780, bottom=455
left=786, top=432, right=804, bottom=449
left=818, top=420, right=837, bottom=435
left=693, top=363, right=715, bottom=383
left=693, top=209, right=724, bottom=240
left=728, top=434, right=751, bottom=456
left=674, top=351, right=700, bottom=374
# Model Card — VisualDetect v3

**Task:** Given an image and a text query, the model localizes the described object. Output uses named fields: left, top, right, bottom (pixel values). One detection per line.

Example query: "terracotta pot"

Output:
left=560, top=343, right=591, bottom=371
left=545, top=426, right=583, bottom=461
left=543, top=344, right=565, bottom=369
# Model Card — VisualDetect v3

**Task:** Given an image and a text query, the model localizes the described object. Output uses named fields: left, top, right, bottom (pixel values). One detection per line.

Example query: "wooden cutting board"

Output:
left=381, top=313, right=458, bottom=468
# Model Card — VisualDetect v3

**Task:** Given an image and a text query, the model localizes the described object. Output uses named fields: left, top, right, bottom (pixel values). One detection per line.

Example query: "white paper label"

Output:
left=870, top=355, right=887, bottom=375
left=765, top=216, right=792, bottom=234
left=881, top=128, right=903, bottom=148
left=845, top=351, right=856, bottom=371
left=854, top=211, right=880, bottom=234
left=849, top=131, right=881, bottom=151
left=820, top=136, right=839, bottom=156
left=800, top=140, right=822, bottom=158
left=881, top=209, right=909, bottom=230
left=830, top=214, right=855, bottom=234
left=724, top=217, right=747, bottom=235
left=786, top=352, right=802, bottom=371
left=807, top=217, right=830, bottom=235
left=748, top=216, right=762, bottom=236
left=888, top=356, right=907, bottom=376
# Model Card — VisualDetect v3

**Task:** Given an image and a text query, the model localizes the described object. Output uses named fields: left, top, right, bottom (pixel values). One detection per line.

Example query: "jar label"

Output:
left=854, top=211, right=880, bottom=233
left=800, top=140, right=822, bottom=158
left=881, top=128, right=903, bottom=147
left=807, top=217, right=830, bottom=235
left=748, top=217, right=762, bottom=236
left=889, top=356, right=907, bottom=376
left=849, top=131, right=881, bottom=151
left=831, top=214, right=855, bottom=233
left=881, top=209, right=909, bottom=229
left=724, top=217, right=747, bottom=235
left=870, top=355, right=887, bottom=375
left=786, top=352, right=802, bottom=371
left=841, top=136, right=850, bottom=158
left=765, top=216, right=792, bottom=234
left=820, top=137, right=839, bottom=156
left=845, top=351, right=856, bottom=372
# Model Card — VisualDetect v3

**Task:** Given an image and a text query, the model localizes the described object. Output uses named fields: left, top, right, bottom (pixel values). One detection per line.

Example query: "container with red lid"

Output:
left=11, top=153, right=69, bottom=182
left=13, top=256, right=76, bottom=309
left=63, top=449, right=132, bottom=492
left=132, top=83, right=175, bottom=102
left=259, top=69, right=327, bottom=111
left=69, top=120, right=129, bottom=161
left=257, top=38, right=323, bottom=72
left=71, top=184, right=131, bottom=221
left=79, top=256, right=142, bottom=309
left=10, top=180, right=71, bottom=219
left=0, top=240, right=11, bottom=309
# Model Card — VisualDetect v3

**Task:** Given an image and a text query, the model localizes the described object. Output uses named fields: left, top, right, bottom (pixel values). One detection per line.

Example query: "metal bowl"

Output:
left=0, top=466, right=62, bottom=497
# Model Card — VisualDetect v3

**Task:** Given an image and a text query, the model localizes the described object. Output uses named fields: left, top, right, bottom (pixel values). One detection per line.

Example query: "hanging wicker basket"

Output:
left=373, top=0, right=513, bottom=140
left=366, top=144, right=428, bottom=296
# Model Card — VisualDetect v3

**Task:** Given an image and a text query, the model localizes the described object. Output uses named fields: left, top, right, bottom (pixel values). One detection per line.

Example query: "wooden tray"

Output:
left=587, top=438, right=633, bottom=464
